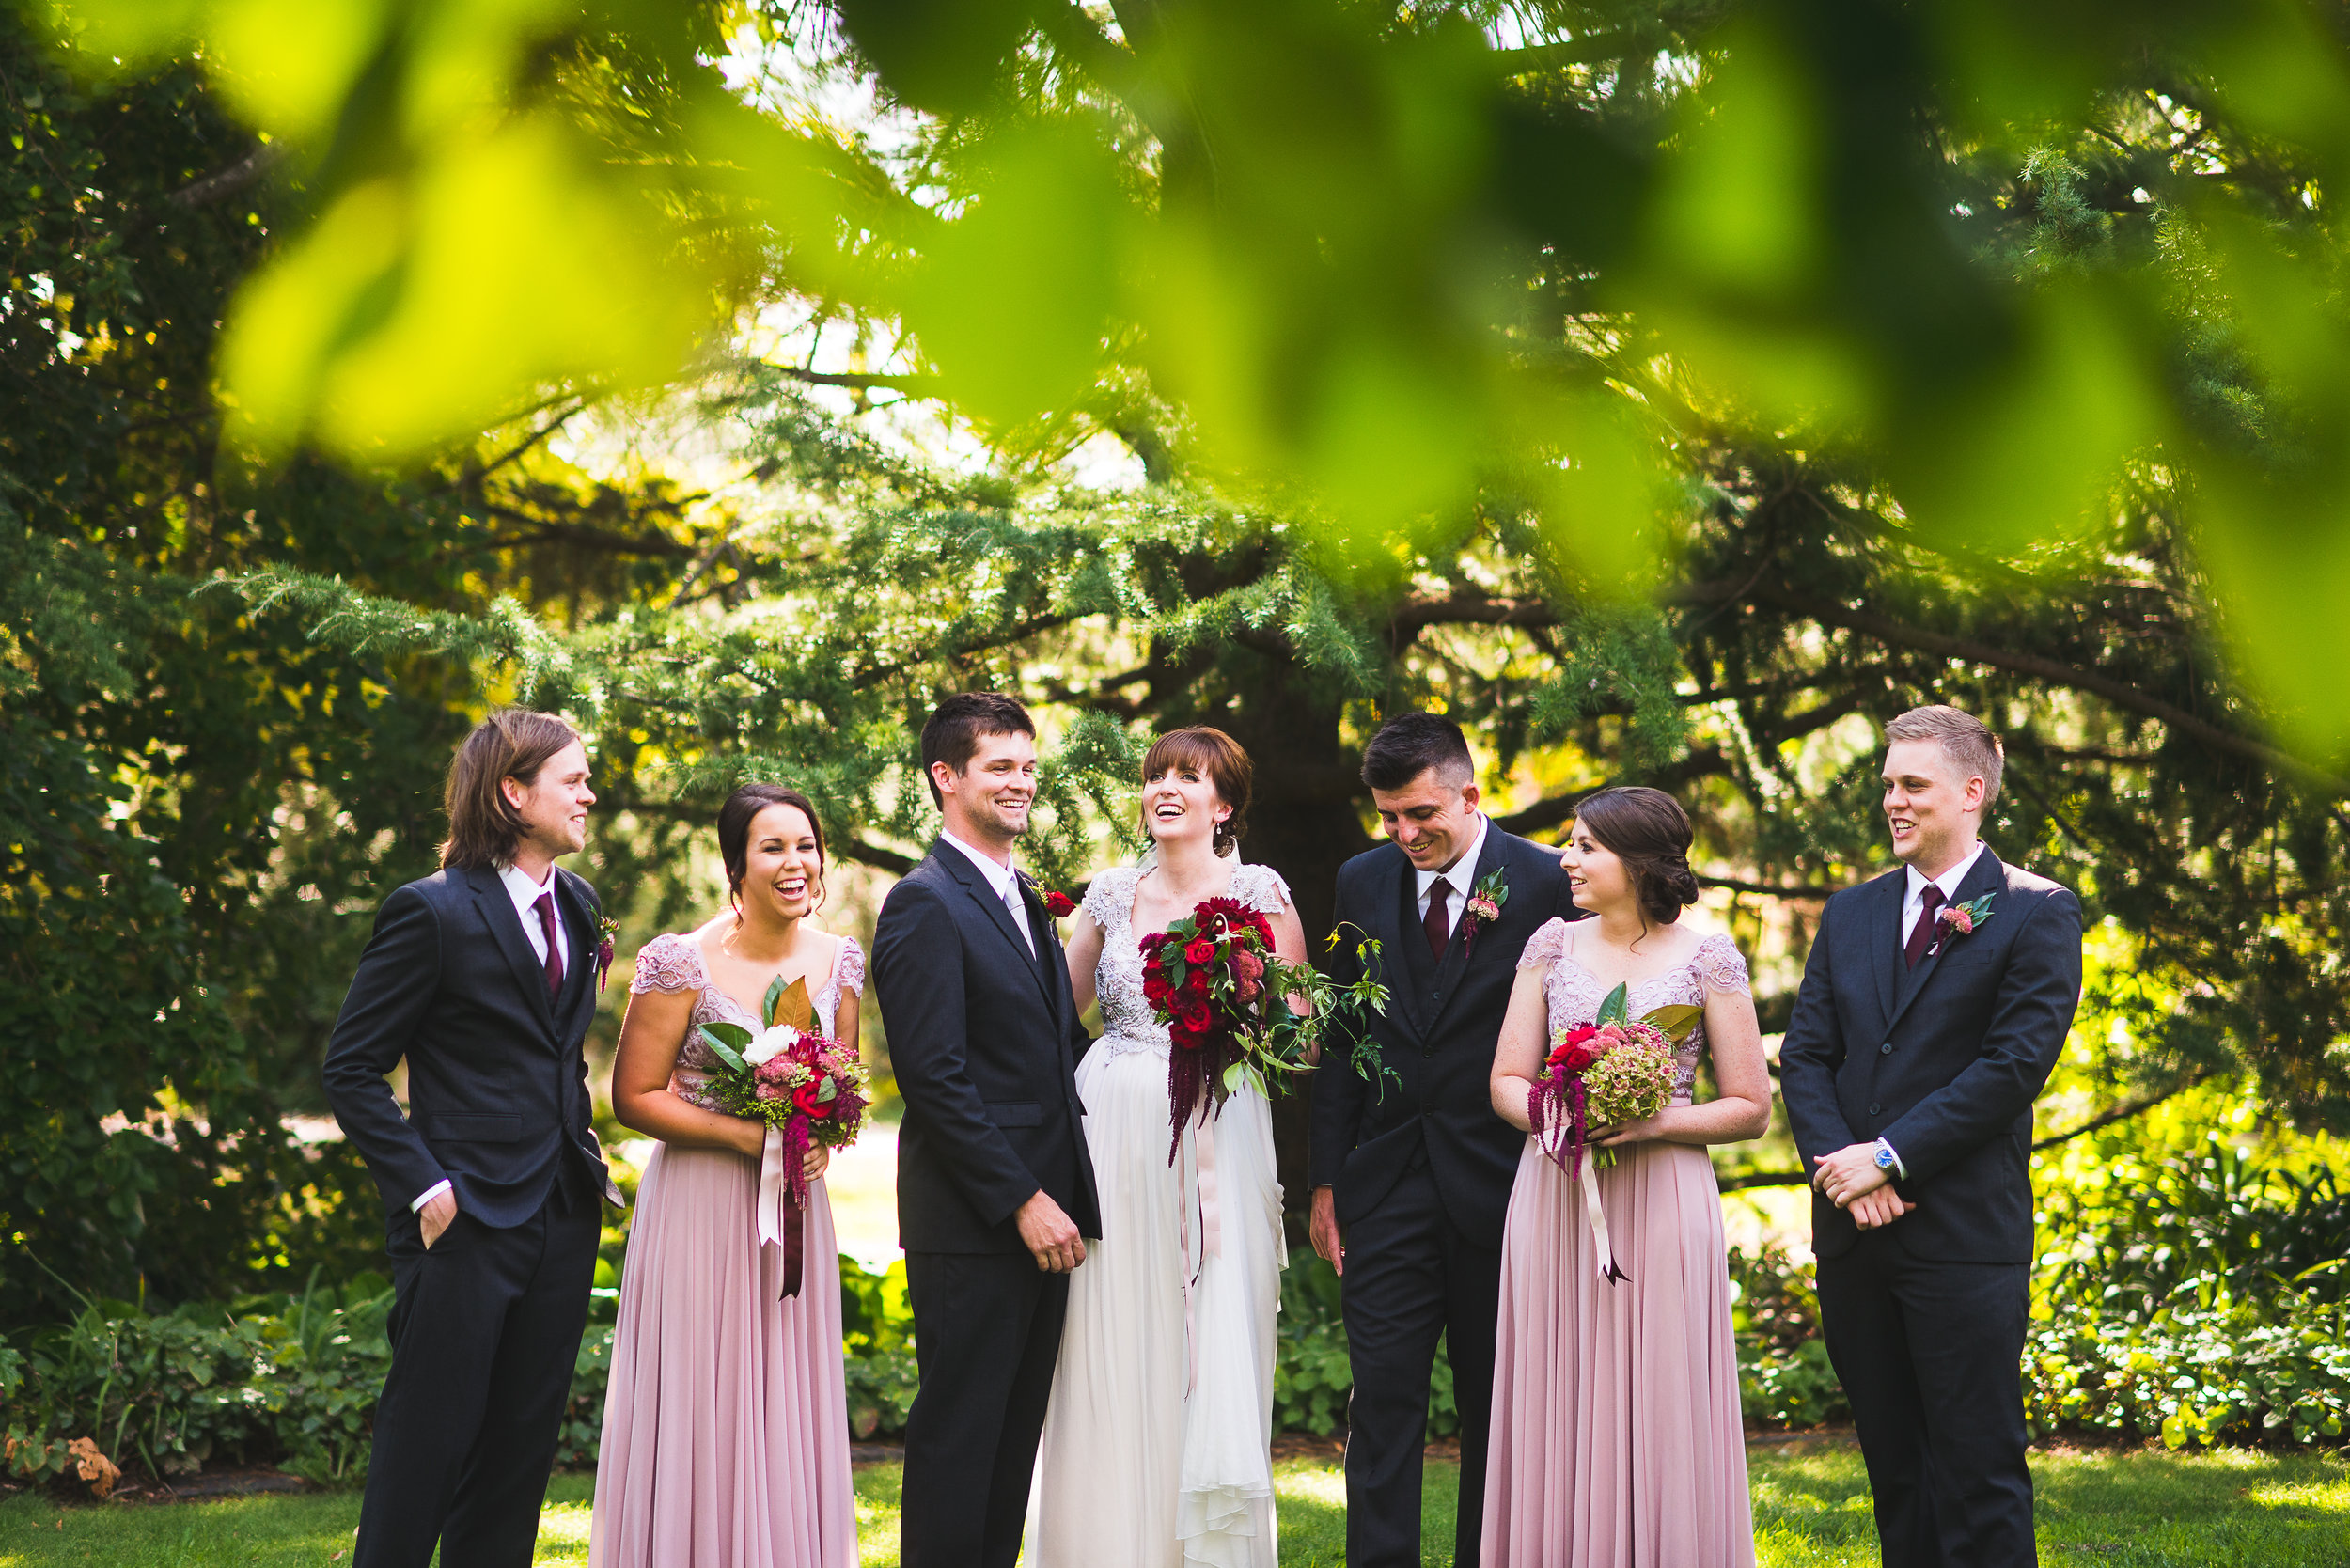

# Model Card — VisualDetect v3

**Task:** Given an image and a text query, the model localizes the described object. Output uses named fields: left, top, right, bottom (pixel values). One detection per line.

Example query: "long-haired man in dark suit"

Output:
left=1780, top=705, right=2084, bottom=1568
left=872, top=692, right=1104, bottom=1568
left=1308, top=712, right=1575, bottom=1568
left=324, top=709, right=621, bottom=1568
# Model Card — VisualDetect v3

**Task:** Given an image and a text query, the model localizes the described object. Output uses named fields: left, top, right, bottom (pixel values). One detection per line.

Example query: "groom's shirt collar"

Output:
left=1414, top=811, right=1491, bottom=921
left=940, top=827, right=1019, bottom=895
left=1901, top=839, right=1987, bottom=942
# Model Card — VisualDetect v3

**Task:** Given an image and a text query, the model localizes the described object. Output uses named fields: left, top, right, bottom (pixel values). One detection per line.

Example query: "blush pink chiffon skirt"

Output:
left=1480, top=1135, right=1755, bottom=1568
left=588, top=1142, right=856, bottom=1568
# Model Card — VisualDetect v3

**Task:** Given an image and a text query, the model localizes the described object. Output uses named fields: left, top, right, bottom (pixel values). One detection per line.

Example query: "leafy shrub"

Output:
left=845, top=1349, right=921, bottom=1441
left=1731, top=1242, right=1849, bottom=1428
left=2039, top=1138, right=2350, bottom=1313
left=0, top=1271, right=392, bottom=1493
left=2027, top=1276, right=2350, bottom=1450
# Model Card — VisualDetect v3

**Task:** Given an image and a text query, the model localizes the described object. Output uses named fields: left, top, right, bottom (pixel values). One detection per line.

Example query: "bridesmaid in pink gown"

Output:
left=1482, top=787, right=1774, bottom=1568
left=590, top=784, right=858, bottom=1568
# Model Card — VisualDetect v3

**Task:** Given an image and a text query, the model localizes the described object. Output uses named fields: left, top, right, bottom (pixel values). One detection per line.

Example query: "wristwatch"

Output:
left=1872, top=1138, right=1900, bottom=1173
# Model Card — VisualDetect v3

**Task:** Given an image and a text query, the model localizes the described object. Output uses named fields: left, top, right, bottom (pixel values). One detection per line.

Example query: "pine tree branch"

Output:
left=1672, top=581, right=2348, bottom=794
left=1385, top=593, right=1559, bottom=647
left=843, top=836, right=918, bottom=875
left=1490, top=746, right=1731, bottom=835
left=771, top=367, right=942, bottom=396
left=167, top=144, right=286, bottom=209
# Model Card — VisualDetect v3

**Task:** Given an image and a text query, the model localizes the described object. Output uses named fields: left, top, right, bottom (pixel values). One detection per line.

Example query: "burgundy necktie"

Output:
left=1904, top=884, right=1944, bottom=970
left=1424, top=881, right=1451, bottom=959
left=534, top=890, right=563, bottom=1000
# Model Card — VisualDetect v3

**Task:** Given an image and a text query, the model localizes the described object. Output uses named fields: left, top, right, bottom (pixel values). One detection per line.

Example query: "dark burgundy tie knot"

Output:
left=1904, top=884, right=1944, bottom=970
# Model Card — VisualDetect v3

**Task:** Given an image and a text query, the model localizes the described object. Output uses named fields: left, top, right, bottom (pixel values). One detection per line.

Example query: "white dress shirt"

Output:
left=942, top=828, right=1035, bottom=958
left=1900, top=840, right=1987, bottom=947
left=1414, top=812, right=1491, bottom=939
left=413, top=862, right=567, bottom=1215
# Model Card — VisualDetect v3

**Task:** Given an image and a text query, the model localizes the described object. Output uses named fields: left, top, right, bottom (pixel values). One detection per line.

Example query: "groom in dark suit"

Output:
left=324, top=709, right=620, bottom=1568
left=1781, top=704, right=2084, bottom=1568
left=1308, top=712, right=1574, bottom=1568
left=872, top=692, right=1104, bottom=1568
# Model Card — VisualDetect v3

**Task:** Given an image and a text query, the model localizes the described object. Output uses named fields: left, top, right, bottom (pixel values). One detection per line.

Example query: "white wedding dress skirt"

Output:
left=1027, top=862, right=1289, bottom=1568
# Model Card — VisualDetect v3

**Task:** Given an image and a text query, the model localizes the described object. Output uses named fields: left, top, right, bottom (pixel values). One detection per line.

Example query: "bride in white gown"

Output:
left=1029, top=727, right=1310, bottom=1568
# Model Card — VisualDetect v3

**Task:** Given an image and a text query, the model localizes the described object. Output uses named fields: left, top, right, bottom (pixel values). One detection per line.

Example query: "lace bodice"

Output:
left=1518, top=917, right=1749, bottom=1103
left=630, top=930, right=865, bottom=1111
left=1084, top=860, right=1294, bottom=1063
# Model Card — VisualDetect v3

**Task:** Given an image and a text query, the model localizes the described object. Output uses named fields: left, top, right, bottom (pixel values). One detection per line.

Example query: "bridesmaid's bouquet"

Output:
left=1528, top=982, right=1695, bottom=1179
left=1137, top=898, right=1389, bottom=1161
left=697, top=974, right=870, bottom=1209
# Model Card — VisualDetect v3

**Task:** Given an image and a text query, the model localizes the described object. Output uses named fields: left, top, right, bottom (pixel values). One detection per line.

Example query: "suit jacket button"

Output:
left=1879, top=1042, right=1893, bottom=1055
left=1868, top=1100, right=1882, bottom=1116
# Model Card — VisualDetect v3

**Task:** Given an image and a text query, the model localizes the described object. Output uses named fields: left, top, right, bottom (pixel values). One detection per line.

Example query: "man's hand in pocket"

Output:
left=420, top=1188, right=459, bottom=1249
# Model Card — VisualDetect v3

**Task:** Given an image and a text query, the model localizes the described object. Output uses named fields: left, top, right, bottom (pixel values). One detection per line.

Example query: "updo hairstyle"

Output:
left=1141, top=727, right=1253, bottom=857
left=717, top=782, right=828, bottom=914
left=1573, top=786, right=1701, bottom=927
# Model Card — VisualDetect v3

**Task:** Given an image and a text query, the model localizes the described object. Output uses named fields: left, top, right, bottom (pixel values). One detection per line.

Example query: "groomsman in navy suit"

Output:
left=1308, top=712, right=1575, bottom=1568
left=325, top=710, right=620, bottom=1568
left=1780, top=705, right=2084, bottom=1568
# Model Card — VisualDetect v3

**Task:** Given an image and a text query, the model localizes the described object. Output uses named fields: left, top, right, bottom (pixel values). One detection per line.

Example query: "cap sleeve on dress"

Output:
left=1519, top=917, right=1571, bottom=972
left=1693, top=932, right=1751, bottom=996
left=629, top=932, right=704, bottom=995
left=835, top=934, right=867, bottom=997
left=1081, top=866, right=1136, bottom=933
left=1230, top=863, right=1293, bottom=917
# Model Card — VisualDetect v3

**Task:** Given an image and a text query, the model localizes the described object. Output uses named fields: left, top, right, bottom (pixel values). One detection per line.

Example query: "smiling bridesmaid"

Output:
left=1482, top=788, right=1772, bottom=1567
left=589, top=783, right=859, bottom=1568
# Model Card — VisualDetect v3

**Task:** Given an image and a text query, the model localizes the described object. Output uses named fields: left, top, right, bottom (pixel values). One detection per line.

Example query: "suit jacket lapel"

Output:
left=553, top=871, right=598, bottom=1040
left=1870, top=870, right=1904, bottom=1027
left=1390, top=852, right=1437, bottom=1038
left=469, top=866, right=556, bottom=1036
left=934, top=839, right=1058, bottom=1011
left=1885, top=847, right=2004, bottom=1034
left=1425, top=823, right=1508, bottom=1035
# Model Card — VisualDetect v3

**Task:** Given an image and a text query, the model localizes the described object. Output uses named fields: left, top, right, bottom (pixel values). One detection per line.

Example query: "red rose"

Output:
left=1143, top=975, right=1173, bottom=1005
left=1178, top=997, right=1212, bottom=1030
left=1185, top=966, right=1212, bottom=997
left=792, top=1083, right=832, bottom=1118
left=1560, top=1045, right=1598, bottom=1074
left=1184, top=936, right=1215, bottom=964
left=1042, top=890, right=1077, bottom=918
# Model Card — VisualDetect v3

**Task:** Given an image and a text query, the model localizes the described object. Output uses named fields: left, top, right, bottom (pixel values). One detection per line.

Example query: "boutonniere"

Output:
left=1932, top=893, right=1995, bottom=954
left=595, top=914, right=619, bottom=991
left=1462, top=867, right=1510, bottom=952
left=1019, top=872, right=1079, bottom=921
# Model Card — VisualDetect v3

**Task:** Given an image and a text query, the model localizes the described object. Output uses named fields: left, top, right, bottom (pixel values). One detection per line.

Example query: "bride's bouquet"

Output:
left=1137, top=898, right=1389, bottom=1161
left=1528, top=981, right=1695, bottom=1179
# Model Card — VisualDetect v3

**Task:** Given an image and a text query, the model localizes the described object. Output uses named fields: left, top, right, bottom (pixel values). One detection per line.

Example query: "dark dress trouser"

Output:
left=354, top=1157, right=602, bottom=1568
left=900, top=1251, right=1071, bottom=1568
left=1815, top=1231, right=2035, bottom=1568
left=1341, top=1164, right=1505, bottom=1568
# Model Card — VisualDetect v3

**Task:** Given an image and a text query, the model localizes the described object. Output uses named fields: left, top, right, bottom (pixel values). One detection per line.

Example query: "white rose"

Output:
left=741, top=1024, right=802, bottom=1067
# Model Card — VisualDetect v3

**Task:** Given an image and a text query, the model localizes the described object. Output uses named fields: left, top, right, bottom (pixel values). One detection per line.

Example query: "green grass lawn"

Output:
left=1, top=1447, right=2344, bottom=1566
